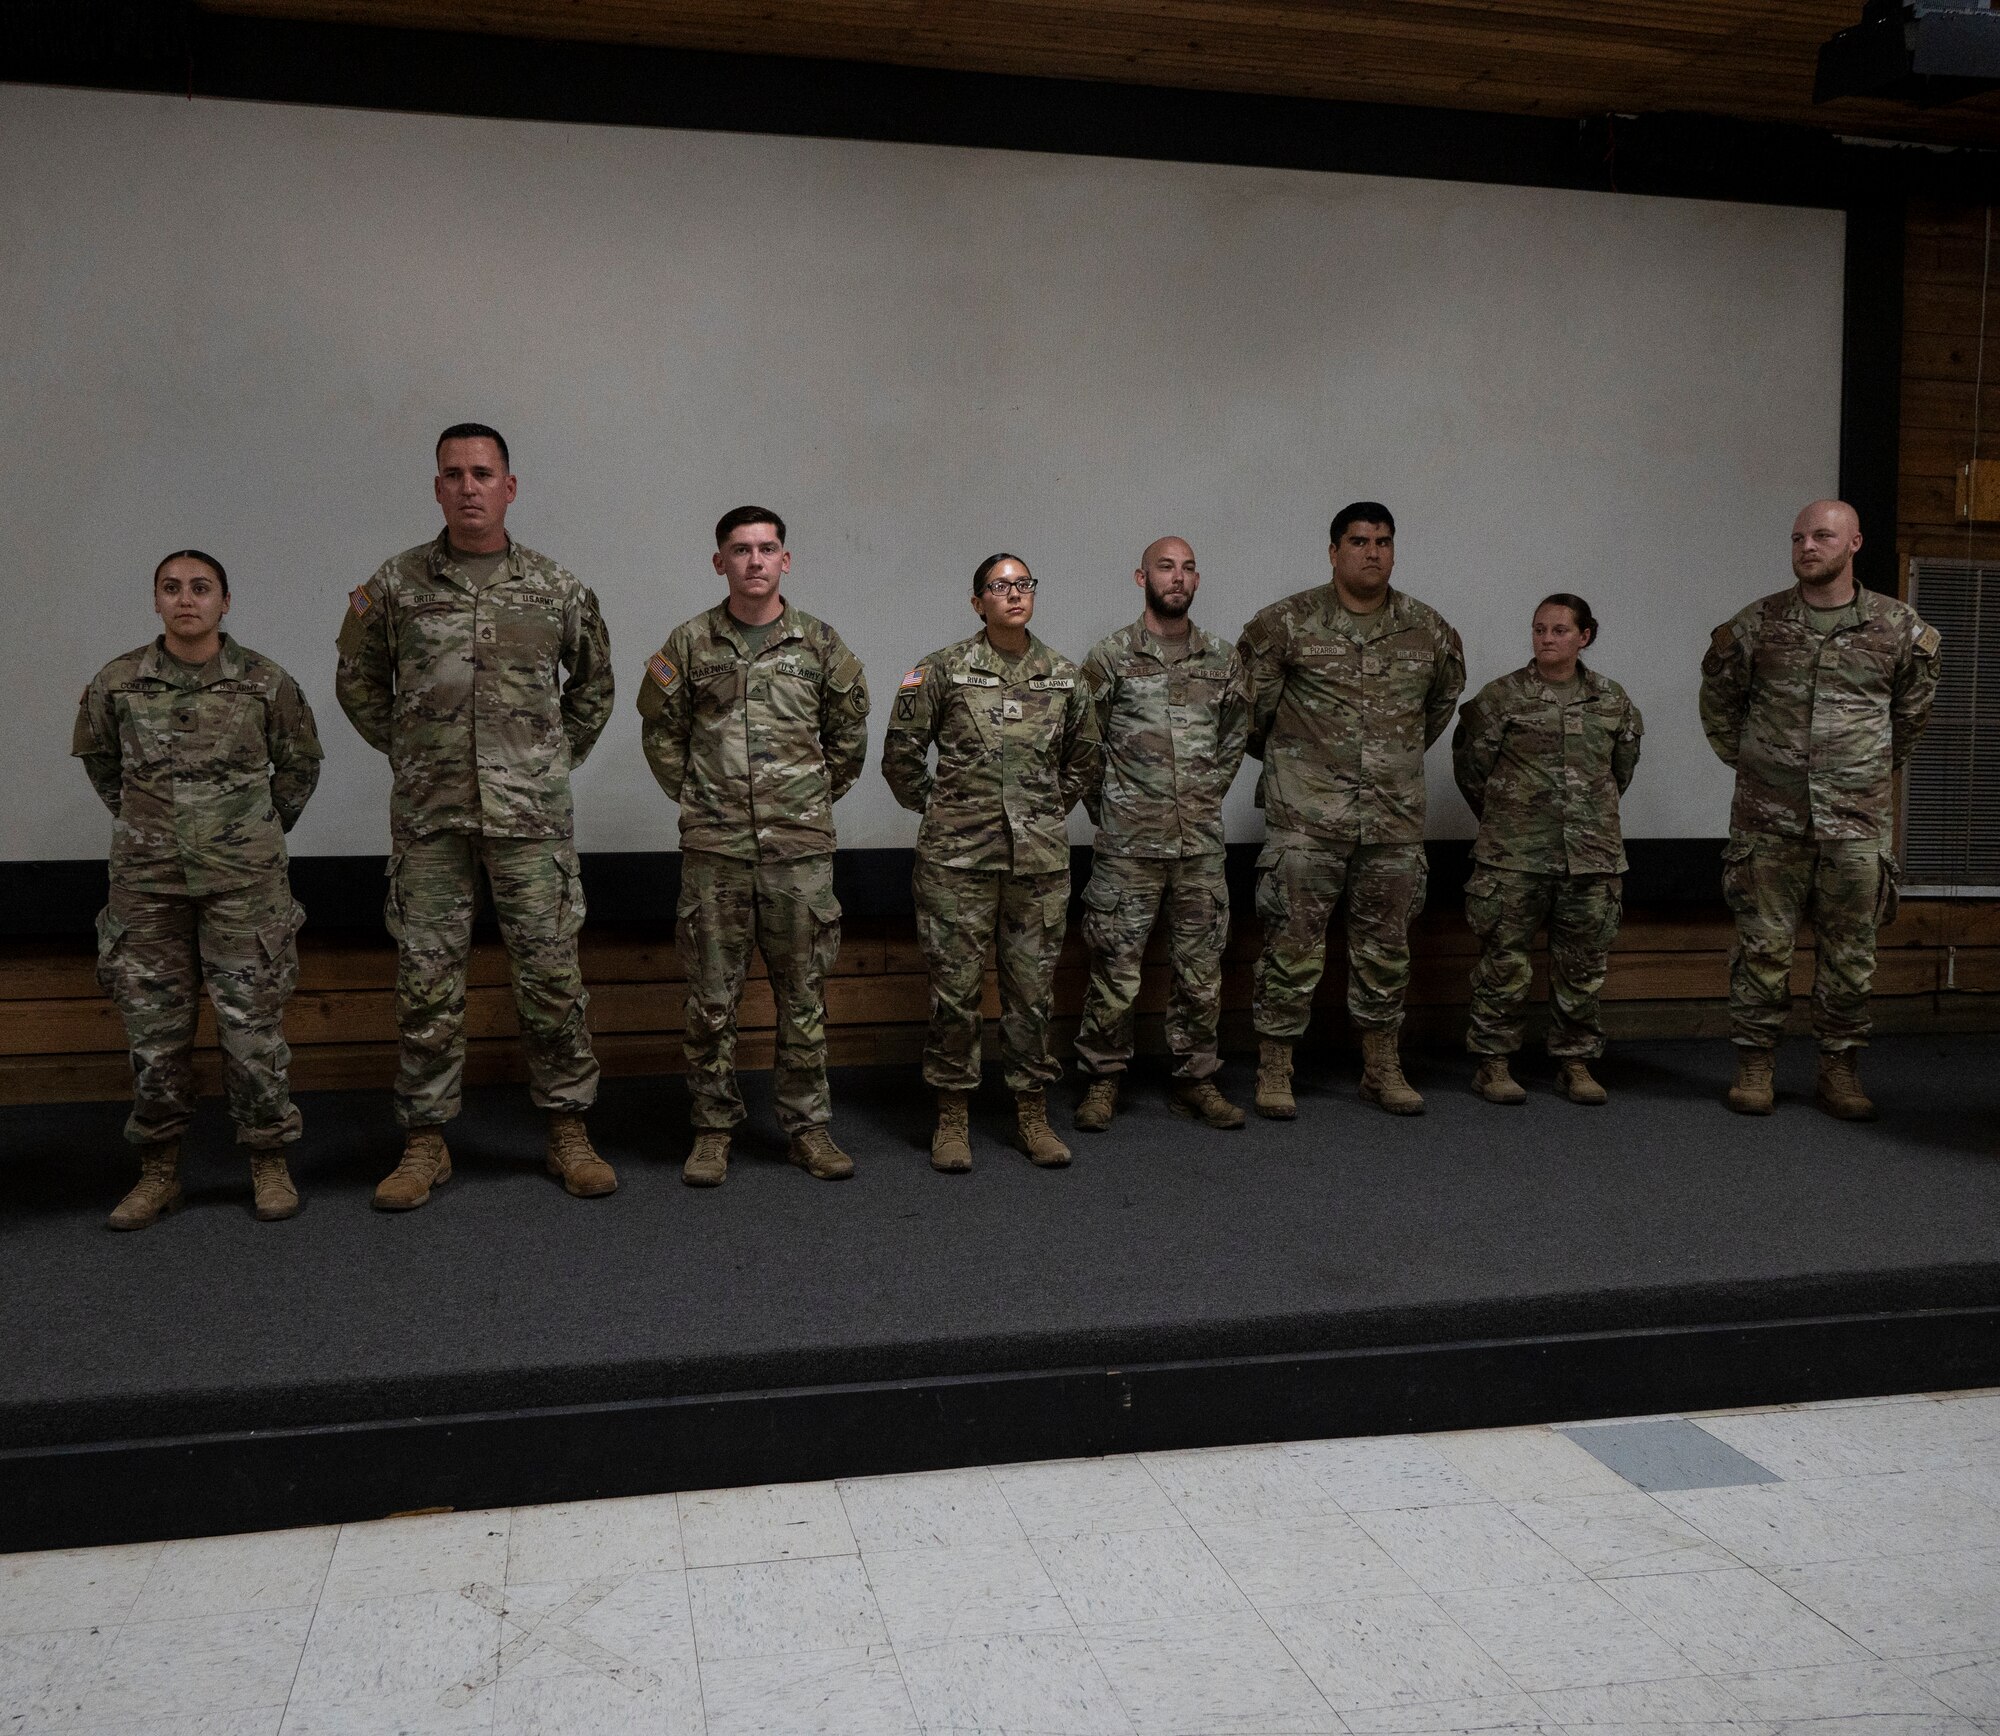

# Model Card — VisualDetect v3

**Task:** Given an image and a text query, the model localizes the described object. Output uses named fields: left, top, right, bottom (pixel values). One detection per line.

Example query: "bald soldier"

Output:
left=1699, top=499, right=1940, bottom=1119
left=1073, top=537, right=1251, bottom=1129
left=337, top=423, right=617, bottom=1206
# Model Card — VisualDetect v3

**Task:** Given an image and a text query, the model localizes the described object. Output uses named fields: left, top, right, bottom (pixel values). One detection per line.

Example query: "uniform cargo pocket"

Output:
left=382, top=852, right=406, bottom=942
left=93, top=906, right=127, bottom=993
left=1875, top=850, right=1901, bottom=928
left=1464, top=869, right=1501, bottom=938
left=1080, top=872, right=1122, bottom=954
left=1720, top=836, right=1756, bottom=917
left=556, top=844, right=587, bottom=940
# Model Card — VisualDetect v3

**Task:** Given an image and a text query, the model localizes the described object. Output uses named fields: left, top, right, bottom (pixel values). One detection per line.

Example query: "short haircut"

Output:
left=436, top=422, right=510, bottom=469
left=973, top=551, right=1028, bottom=594
left=1330, top=501, right=1395, bottom=544
left=714, top=505, right=787, bottom=548
left=1537, top=591, right=1599, bottom=645
left=154, top=548, right=228, bottom=596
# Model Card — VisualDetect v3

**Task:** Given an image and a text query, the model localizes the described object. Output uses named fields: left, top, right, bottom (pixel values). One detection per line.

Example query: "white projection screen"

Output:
left=0, top=83, right=1847, bottom=863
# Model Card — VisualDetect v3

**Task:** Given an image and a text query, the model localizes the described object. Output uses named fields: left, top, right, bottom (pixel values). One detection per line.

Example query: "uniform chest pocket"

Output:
left=753, top=662, right=822, bottom=725
left=117, top=689, right=182, bottom=763
left=694, top=664, right=744, bottom=714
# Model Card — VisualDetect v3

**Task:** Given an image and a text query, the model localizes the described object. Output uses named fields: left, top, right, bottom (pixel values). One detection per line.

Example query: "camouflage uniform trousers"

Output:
left=1722, top=832, right=1898, bottom=1051
left=1464, top=868, right=1623, bottom=1059
left=677, top=851, right=843, bottom=1133
left=913, top=858, right=1069, bottom=1093
left=1252, top=839, right=1428, bottom=1040
left=95, top=875, right=305, bottom=1148
left=1074, top=853, right=1231, bottom=1080
left=387, top=833, right=598, bottom=1128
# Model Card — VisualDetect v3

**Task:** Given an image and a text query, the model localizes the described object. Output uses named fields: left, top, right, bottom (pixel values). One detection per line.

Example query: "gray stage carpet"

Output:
left=2, top=1034, right=1996, bottom=1452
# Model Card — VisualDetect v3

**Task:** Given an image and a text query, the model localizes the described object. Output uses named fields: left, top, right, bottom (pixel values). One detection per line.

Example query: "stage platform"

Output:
left=3, top=1034, right=1997, bottom=1553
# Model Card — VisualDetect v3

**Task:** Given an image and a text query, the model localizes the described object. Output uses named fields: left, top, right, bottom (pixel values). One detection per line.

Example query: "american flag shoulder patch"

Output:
left=899, top=665, right=927, bottom=690
left=647, top=652, right=680, bottom=691
left=348, top=585, right=374, bottom=617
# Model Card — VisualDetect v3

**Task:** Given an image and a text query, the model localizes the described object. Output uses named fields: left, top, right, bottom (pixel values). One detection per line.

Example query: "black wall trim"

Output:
left=7, top=1, right=1998, bottom=206
left=3, top=1302, right=1992, bottom=1552
left=1842, top=198, right=1908, bottom=597
left=0, top=839, right=1732, bottom=938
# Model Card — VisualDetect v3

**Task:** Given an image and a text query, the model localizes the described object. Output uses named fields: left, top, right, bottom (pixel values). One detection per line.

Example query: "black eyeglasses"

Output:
left=982, top=576, right=1037, bottom=597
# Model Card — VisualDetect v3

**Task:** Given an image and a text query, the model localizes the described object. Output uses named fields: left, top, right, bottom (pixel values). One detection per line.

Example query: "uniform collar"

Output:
left=966, top=629, right=1054, bottom=679
left=710, top=598, right=801, bottom=656
left=1779, top=582, right=1881, bottom=627
left=140, top=633, right=243, bottom=688
left=1323, top=584, right=1404, bottom=639
left=1522, top=658, right=1598, bottom=703
left=1127, top=616, right=1213, bottom=663
left=426, top=531, right=519, bottom=592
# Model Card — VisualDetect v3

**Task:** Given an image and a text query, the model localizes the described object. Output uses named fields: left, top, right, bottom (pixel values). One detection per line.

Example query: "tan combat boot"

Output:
left=1254, top=1039, right=1296, bottom=1120
left=683, top=1131, right=730, bottom=1187
left=1554, top=1059, right=1609, bottom=1106
left=1171, top=1077, right=1246, bottom=1128
left=789, top=1126, right=855, bottom=1180
left=374, top=1127, right=451, bottom=1211
left=1359, top=1029, right=1425, bottom=1115
left=249, top=1152, right=300, bottom=1221
left=1015, top=1091, right=1071, bottom=1168
left=106, top=1140, right=182, bottom=1231
left=1073, top=1077, right=1119, bottom=1131
left=931, top=1090, right=973, bottom=1173
left=547, top=1114, right=617, bottom=1197
left=1725, top=1047, right=1776, bottom=1115
left=1472, top=1057, right=1527, bottom=1105
left=1815, top=1049, right=1876, bottom=1121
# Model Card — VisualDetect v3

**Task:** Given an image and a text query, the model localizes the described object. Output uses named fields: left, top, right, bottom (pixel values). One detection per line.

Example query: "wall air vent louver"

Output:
left=1904, top=557, right=2000, bottom=894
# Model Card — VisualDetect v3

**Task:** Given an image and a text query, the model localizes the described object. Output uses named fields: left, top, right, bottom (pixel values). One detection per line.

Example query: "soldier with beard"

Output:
left=1072, top=537, right=1250, bottom=1130
left=1699, top=499, right=1940, bottom=1119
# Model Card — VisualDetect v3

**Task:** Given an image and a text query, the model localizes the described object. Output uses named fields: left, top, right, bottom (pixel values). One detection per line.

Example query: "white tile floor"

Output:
left=4, top=1392, right=1999, bottom=1734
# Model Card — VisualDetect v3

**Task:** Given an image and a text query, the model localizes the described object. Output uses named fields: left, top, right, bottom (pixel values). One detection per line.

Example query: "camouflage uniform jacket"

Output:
left=636, top=600, right=870, bottom=861
left=881, top=631, right=1101, bottom=874
left=73, top=634, right=323, bottom=897
left=1451, top=661, right=1643, bottom=875
left=335, top=534, right=613, bottom=842
left=1698, top=584, right=1941, bottom=841
left=1237, top=584, right=1465, bottom=844
left=1081, top=618, right=1249, bottom=859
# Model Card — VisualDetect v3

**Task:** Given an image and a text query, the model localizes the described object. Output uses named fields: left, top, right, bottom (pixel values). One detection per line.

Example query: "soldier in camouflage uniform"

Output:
left=336, top=423, right=617, bottom=1207
left=1452, top=594, right=1642, bottom=1106
left=1699, top=499, right=1940, bottom=1120
left=1074, top=536, right=1250, bottom=1132
left=882, top=553, right=1102, bottom=1172
left=638, top=507, right=870, bottom=1186
left=1239, top=502, right=1465, bottom=1117
left=74, top=549, right=322, bottom=1229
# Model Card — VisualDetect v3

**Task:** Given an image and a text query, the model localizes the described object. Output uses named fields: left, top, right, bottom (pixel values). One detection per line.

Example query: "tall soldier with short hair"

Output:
left=1238, top=504, right=1465, bottom=1118
left=337, top=424, right=617, bottom=1207
left=1699, top=499, right=1940, bottom=1119
left=637, top=507, right=870, bottom=1186
left=882, top=554, right=1101, bottom=1172
left=75, top=550, right=322, bottom=1228
left=1073, top=536, right=1250, bottom=1130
